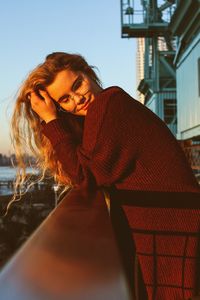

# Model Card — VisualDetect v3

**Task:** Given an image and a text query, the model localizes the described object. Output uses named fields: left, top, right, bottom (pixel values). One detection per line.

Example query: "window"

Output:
left=164, top=98, right=177, bottom=125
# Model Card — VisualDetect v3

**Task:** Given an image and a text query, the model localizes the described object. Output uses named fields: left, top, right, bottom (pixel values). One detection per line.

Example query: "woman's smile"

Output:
left=78, top=95, right=91, bottom=112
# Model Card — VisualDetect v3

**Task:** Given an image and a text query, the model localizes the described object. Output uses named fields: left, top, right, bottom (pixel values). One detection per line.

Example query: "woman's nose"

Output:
left=73, top=94, right=86, bottom=105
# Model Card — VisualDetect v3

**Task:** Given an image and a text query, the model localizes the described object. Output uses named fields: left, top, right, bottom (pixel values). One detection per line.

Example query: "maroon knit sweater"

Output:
left=42, top=87, right=200, bottom=299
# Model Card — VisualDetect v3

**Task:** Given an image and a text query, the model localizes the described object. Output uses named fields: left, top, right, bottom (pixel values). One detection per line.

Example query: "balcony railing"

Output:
left=182, top=145, right=200, bottom=171
left=0, top=187, right=132, bottom=300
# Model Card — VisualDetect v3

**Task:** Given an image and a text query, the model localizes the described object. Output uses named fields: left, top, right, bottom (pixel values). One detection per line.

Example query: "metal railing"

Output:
left=182, top=145, right=200, bottom=171
left=0, top=187, right=132, bottom=300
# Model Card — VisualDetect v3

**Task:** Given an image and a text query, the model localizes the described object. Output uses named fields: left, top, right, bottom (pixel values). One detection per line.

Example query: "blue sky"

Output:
left=0, top=0, right=137, bottom=155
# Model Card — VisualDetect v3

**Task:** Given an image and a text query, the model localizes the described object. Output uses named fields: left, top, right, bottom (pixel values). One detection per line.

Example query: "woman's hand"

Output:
left=29, top=90, right=58, bottom=123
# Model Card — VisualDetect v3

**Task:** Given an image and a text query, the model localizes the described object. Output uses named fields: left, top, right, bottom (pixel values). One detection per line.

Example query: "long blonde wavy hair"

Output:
left=10, top=52, right=102, bottom=209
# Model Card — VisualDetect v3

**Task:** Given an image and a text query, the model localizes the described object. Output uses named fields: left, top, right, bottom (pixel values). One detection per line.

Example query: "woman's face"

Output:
left=46, top=69, right=102, bottom=116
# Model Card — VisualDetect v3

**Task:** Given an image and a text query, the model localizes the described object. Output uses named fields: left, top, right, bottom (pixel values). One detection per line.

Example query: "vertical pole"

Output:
left=144, top=38, right=150, bottom=80
left=152, top=37, right=159, bottom=92
left=120, top=0, right=123, bottom=37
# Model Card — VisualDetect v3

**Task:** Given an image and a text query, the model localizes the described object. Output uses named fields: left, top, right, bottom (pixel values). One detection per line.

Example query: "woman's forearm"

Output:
left=42, top=118, right=87, bottom=184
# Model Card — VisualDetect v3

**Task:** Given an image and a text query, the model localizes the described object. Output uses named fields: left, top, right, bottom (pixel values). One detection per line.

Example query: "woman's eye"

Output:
left=73, top=79, right=83, bottom=91
left=61, top=97, right=70, bottom=103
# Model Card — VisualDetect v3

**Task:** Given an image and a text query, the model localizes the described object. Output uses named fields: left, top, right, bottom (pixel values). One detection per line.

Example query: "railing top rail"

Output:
left=0, top=187, right=132, bottom=300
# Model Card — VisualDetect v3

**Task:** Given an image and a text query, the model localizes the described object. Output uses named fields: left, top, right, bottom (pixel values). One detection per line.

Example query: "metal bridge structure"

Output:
left=120, top=0, right=177, bottom=135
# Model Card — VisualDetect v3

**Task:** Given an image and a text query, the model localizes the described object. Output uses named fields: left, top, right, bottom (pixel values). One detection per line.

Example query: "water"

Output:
left=0, top=166, right=39, bottom=181
left=0, top=166, right=38, bottom=195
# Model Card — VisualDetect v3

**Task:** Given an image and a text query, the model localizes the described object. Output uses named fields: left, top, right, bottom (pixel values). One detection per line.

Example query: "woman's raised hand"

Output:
left=30, top=90, right=58, bottom=123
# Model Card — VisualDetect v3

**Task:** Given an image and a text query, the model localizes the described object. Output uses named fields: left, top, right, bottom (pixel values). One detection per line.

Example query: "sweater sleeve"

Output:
left=42, top=88, right=138, bottom=187
left=41, top=118, right=89, bottom=184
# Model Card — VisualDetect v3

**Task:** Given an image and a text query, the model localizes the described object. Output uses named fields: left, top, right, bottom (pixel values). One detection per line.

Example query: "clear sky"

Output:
left=0, top=0, right=137, bottom=155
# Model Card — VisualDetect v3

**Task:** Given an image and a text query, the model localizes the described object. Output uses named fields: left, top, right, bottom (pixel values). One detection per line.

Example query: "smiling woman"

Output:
left=11, top=52, right=103, bottom=189
left=44, top=69, right=102, bottom=116
left=11, top=51, right=200, bottom=300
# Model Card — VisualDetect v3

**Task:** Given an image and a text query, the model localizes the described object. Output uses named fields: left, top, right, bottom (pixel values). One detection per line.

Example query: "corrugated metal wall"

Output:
left=177, top=33, right=200, bottom=140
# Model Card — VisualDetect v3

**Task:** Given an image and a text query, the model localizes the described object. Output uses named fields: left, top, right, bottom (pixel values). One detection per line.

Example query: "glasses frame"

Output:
left=53, top=77, right=90, bottom=113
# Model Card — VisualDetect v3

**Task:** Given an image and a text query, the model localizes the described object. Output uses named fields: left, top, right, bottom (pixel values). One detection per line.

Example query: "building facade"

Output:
left=121, top=0, right=200, bottom=173
left=170, top=0, right=200, bottom=173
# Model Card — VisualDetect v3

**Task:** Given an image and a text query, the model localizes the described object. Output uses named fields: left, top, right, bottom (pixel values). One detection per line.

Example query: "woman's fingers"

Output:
left=39, top=90, right=51, bottom=103
left=29, top=90, right=57, bottom=122
left=30, top=92, right=44, bottom=112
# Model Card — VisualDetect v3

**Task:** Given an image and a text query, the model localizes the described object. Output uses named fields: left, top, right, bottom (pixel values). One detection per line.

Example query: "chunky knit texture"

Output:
left=42, top=86, right=200, bottom=299
left=111, top=190, right=200, bottom=300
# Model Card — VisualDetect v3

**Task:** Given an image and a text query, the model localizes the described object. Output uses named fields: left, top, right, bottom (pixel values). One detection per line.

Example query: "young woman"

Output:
left=12, top=52, right=200, bottom=299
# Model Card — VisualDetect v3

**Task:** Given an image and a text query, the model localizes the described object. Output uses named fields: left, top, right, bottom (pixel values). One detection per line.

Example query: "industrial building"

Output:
left=121, top=0, right=200, bottom=174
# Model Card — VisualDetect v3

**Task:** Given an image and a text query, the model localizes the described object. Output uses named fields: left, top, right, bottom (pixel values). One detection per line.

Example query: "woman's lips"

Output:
left=80, top=96, right=91, bottom=111
left=83, top=100, right=90, bottom=110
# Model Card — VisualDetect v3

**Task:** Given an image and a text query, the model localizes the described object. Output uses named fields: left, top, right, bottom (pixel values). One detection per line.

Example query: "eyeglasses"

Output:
left=54, top=76, right=90, bottom=113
